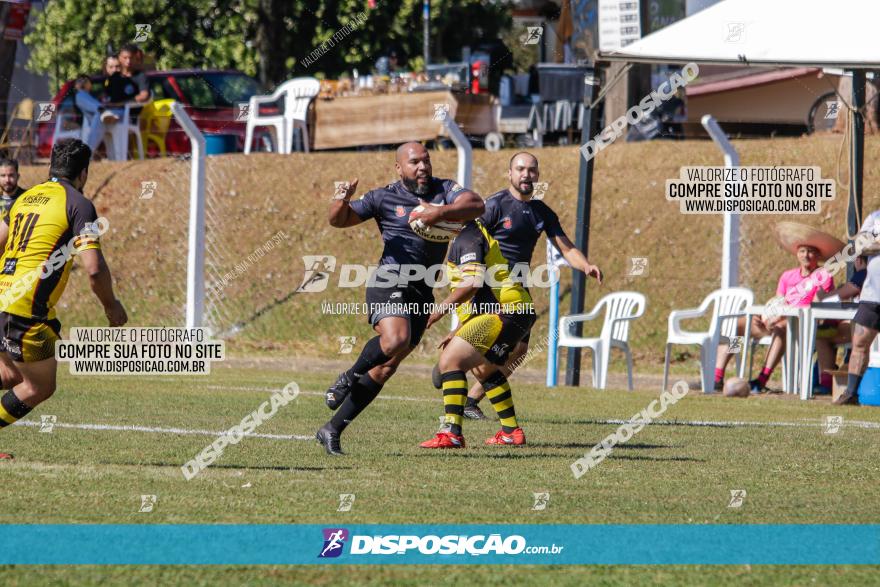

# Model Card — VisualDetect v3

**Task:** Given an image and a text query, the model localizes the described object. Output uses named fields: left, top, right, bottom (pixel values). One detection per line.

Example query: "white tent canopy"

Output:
left=600, top=0, right=880, bottom=69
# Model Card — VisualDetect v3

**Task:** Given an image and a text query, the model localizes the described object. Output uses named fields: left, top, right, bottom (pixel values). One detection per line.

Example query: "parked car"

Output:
left=37, top=69, right=264, bottom=157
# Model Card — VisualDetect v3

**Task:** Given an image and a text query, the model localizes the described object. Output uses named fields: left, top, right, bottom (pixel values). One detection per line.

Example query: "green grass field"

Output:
left=1, top=360, right=879, bottom=584
left=10, top=133, right=880, bottom=583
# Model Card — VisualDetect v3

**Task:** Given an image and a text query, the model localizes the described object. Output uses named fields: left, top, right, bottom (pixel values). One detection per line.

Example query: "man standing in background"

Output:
left=0, top=159, right=25, bottom=224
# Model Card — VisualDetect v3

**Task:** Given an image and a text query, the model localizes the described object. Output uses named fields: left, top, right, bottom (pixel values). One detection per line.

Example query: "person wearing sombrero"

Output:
left=715, top=222, right=841, bottom=393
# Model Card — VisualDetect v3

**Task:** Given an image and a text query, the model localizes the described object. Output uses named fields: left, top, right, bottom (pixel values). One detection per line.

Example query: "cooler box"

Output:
left=858, top=367, right=880, bottom=406
left=205, top=134, right=237, bottom=155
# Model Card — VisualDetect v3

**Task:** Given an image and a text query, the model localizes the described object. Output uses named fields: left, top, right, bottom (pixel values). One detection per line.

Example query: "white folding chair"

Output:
left=558, top=291, right=646, bottom=390
left=282, top=77, right=320, bottom=153
left=663, top=288, right=754, bottom=393
left=51, top=111, right=85, bottom=145
left=244, top=77, right=319, bottom=154
left=244, top=85, right=287, bottom=154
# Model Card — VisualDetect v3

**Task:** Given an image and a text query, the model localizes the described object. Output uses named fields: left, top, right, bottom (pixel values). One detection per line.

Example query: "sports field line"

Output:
left=13, top=420, right=314, bottom=441
left=12, top=411, right=880, bottom=443
left=206, top=384, right=880, bottom=431
left=206, top=384, right=435, bottom=403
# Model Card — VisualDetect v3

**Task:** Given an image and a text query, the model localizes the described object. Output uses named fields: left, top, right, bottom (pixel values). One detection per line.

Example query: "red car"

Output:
left=37, top=69, right=265, bottom=158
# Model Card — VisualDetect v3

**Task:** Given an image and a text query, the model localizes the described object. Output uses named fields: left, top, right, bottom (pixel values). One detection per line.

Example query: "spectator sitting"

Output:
left=812, top=255, right=869, bottom=393
left=714, top=223, right=845, bottom=393
left=103, top=55, right=121, bottom=77
left=73, top=76, right=119, bottom=155
left=105, top=43, right=150, bottom=106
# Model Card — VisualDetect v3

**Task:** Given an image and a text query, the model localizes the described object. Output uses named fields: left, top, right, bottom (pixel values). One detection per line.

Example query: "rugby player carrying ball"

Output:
left=316, top=142, right=484, bottom=455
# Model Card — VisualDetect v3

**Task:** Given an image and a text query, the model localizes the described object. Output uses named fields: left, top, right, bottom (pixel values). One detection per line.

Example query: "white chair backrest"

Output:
left=705, top=287, right=754, bottom=339
left=280, top=78, right=320, bottom=119
left=598, top=291, right=646, bottom=342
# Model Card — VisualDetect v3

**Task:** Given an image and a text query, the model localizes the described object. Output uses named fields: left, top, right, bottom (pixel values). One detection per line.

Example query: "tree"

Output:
left=25, top=0, right=257, bottom=91
left=0, top=3, right=18, bottom=131
left=25, top=0, right=512, bottom=89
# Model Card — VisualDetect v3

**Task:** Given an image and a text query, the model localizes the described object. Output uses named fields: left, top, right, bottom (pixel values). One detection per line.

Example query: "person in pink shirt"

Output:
left=715, top=223, right=844, bottom=393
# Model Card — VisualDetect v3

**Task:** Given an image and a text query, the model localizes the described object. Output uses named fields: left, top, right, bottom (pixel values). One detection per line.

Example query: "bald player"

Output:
left=456, top=152, right=603, bottom=419
left=316, top=142, right=484, bottom=455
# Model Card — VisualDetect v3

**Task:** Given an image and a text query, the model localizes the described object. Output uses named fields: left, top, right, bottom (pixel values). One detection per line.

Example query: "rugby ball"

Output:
left=723, top=377, right=750, bottom=398
left=409, top=204, right=462, bottom=243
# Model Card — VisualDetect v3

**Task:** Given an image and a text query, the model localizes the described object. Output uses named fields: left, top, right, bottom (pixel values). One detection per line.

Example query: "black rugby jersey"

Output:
left=349, top=177, right=467, bottom=271
left=479, top=189, right=566, bottom=267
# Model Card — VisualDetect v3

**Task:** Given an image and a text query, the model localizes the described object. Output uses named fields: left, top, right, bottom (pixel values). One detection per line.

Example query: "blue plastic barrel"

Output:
left=858, top=367, right=880, bottom=406
left=204, top=134, right=237, bottom=155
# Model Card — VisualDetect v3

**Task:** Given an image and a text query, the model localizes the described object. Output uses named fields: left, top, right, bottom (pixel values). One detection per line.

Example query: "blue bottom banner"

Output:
left=2, top=524, right=879, bottom=565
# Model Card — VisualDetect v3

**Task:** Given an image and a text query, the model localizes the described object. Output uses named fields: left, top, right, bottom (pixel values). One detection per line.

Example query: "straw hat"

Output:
left=773, top=221, right=846, bottom=261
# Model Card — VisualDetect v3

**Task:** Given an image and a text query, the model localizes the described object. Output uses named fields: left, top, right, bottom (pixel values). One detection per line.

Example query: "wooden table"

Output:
left=311, top=91, right=495, bottom=150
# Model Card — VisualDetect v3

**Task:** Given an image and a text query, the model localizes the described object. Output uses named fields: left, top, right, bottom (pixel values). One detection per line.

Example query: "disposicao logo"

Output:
left=318, top=528, right=349, bottom=558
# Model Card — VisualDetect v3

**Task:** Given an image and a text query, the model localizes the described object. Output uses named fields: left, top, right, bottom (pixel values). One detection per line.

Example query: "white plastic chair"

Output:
left=283, top=77, right=320, bottom=153
left=558, top=291, right=646, bottom=390
left=663, top=288, right=754, bottom=394
left=51, top=111, right=85, bottom=144
left=244, top=77, right=319, bottom=154
left=107, top=103, right=144, bottom=161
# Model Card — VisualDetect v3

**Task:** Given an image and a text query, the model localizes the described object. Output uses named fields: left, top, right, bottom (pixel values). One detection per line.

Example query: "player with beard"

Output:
left=0, top=159, right=26, bottom=225
left=447, top=152, right=603, bottom=419
left=316, top=142, right=484, bottom=455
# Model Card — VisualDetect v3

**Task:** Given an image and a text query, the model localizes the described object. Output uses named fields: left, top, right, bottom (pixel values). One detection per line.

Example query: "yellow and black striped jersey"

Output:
left=0, top=178, right=101, bottom=320
left=1, top=185, right=26, bottom=226
left=446, top=220, right=533, bottom=323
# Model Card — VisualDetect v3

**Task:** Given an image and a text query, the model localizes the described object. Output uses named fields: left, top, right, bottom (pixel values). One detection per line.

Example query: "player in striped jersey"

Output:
left=0, top=139, right=127, bottom=459
left=420, top=220, right=535, bottom=448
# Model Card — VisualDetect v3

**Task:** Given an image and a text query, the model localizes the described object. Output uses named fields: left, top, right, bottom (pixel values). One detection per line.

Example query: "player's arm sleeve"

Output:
left=348, top=189, right=378, bottom=220
left=542, top=205, right=566, bottom=238
left=440, top=180, right=484, bottom=222
left=442, top=180, right=469, bottom=204
left=67, top=195, right=102, bottom=253
left=451, top=227, right=487, bottom=285
left=479, top=197, right=500, bottom=228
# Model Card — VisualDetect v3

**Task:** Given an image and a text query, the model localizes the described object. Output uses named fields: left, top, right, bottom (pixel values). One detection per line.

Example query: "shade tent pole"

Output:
left=849, top=70, right=865, bottom=253
left=565, top=71, right=600, bottom=386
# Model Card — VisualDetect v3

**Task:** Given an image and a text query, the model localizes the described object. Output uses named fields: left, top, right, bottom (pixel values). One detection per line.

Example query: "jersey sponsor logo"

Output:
left=491, top=342, right=510, bottom=356
left=1, top=258, right=16, bottom=275
left=502, top=217, right=512, bottom=229
left=460, top=253, right=477, bottom=263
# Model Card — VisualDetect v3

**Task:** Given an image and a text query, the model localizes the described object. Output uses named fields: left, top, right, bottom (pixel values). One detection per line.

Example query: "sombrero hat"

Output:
left=773, top=221, right=846, bottom=261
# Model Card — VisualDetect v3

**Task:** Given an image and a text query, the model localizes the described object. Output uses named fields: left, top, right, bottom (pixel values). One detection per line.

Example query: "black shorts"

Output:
left=0, top=312, right=62, bottom=363
left=365, top=285, right=432, bottom=348
left=456, top=311, right=536, bottom=365
left=854, top=301, right=880, bottom=331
